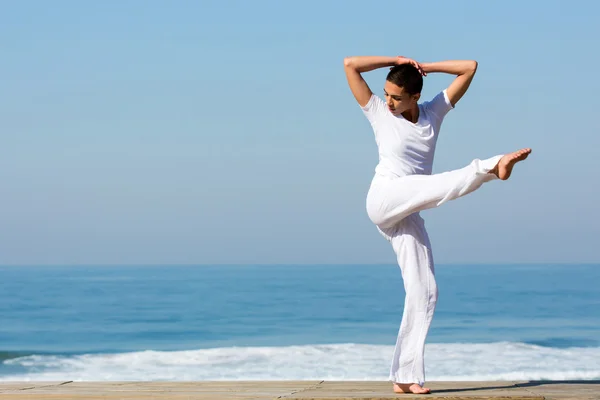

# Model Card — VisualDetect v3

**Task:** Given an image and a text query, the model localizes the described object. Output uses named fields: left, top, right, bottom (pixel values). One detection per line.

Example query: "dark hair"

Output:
left=386, top=64, right=423, bottom=95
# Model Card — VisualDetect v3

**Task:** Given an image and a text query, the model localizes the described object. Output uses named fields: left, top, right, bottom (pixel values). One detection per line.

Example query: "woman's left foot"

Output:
left=393, top=382, right=431, bottom=394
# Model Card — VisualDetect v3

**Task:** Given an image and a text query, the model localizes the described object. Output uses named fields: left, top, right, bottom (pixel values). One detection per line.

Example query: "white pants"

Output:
left=365, top=155, right=502, bottom=385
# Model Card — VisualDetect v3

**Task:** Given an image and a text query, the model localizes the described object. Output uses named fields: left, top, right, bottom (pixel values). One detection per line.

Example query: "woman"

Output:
left=343, top=55, right=531, bottom=394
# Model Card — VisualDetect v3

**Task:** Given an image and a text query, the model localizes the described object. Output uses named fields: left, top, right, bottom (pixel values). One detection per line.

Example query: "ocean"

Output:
left=0, top=264, right=599, bottom=381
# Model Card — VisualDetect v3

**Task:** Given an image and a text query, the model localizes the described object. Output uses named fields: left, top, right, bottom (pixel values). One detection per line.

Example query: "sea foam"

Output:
left=3, top=342, right=599, bottom=381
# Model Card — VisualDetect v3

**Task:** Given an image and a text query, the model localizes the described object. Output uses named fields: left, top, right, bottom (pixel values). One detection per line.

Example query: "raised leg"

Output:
left=366, top=149, right=531, bottom=229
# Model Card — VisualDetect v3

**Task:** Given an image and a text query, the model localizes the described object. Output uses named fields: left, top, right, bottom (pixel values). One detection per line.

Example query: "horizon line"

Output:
left=1, top=262, right=598, bottom=267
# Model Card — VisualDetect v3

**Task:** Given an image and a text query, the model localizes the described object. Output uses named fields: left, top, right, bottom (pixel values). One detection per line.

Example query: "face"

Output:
left=383, top=81, right=420, bottom=115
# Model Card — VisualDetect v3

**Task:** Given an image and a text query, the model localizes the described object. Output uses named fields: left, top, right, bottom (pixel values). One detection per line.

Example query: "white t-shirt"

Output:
left=361, top=90, right=454, bottom=178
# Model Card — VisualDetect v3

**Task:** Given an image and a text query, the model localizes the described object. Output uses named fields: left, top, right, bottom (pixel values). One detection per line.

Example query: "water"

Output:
left=1, top=264, right=599, bottom=381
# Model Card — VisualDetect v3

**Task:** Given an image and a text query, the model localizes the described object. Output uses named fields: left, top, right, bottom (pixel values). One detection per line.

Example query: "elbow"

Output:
left=343, top=57, right=354, bottom=68
left=469, top=60, right=478, bottom=73
left=460, top=60, right=478, bottom=77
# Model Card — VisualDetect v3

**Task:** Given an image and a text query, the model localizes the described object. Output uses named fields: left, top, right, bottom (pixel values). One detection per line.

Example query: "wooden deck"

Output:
left=0, top=380, right=598, bottom=399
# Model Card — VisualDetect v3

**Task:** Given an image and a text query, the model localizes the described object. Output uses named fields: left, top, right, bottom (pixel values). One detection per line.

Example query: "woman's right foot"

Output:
left=491, top=148, right=532, bottom=180
left=393, top=383, right=431, bottom=394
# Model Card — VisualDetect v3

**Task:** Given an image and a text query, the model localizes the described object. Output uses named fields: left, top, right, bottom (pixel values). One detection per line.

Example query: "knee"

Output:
left=366, top=205, right=387, bottom=227
left=367, top=209, right=401, bottom=229
left=366, top=195, right=395, bottom=227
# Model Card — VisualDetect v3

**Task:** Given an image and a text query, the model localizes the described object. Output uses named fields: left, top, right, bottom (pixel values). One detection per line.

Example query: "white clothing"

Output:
left=361, top=92, right=502, bottom=385
left=366, top=157, right=501, bottom=230
left=362, top=90, right=453, bottom=178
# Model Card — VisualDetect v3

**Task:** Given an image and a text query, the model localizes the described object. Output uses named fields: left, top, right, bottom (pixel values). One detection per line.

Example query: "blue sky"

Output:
left=1, top=0, right=598, bottom=265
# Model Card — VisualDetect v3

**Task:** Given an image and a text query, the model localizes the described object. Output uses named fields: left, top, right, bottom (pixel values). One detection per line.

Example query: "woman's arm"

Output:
left=421, top=60, right=478, bottom=106
left=343, top=56, right=423, bottom=107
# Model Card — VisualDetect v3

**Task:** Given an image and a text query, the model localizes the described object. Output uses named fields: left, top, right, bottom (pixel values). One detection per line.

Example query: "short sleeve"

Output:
left=424, top=89, right=454, bottom=122
left=360, top=94, right=387, bottom=125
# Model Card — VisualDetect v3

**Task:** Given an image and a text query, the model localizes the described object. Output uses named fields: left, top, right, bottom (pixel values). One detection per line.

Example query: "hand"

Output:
left=395, top=56, right=427, bottom=76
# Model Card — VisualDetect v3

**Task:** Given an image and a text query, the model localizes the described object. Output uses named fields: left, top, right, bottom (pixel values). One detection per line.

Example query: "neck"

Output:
left=401, top=104, right=419, bottom=123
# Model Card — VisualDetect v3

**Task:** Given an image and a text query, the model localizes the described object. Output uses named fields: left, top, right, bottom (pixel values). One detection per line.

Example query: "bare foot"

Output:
left=490, top=148, right=532, bottom=180
left=393, top=383, right=431, bottom=394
